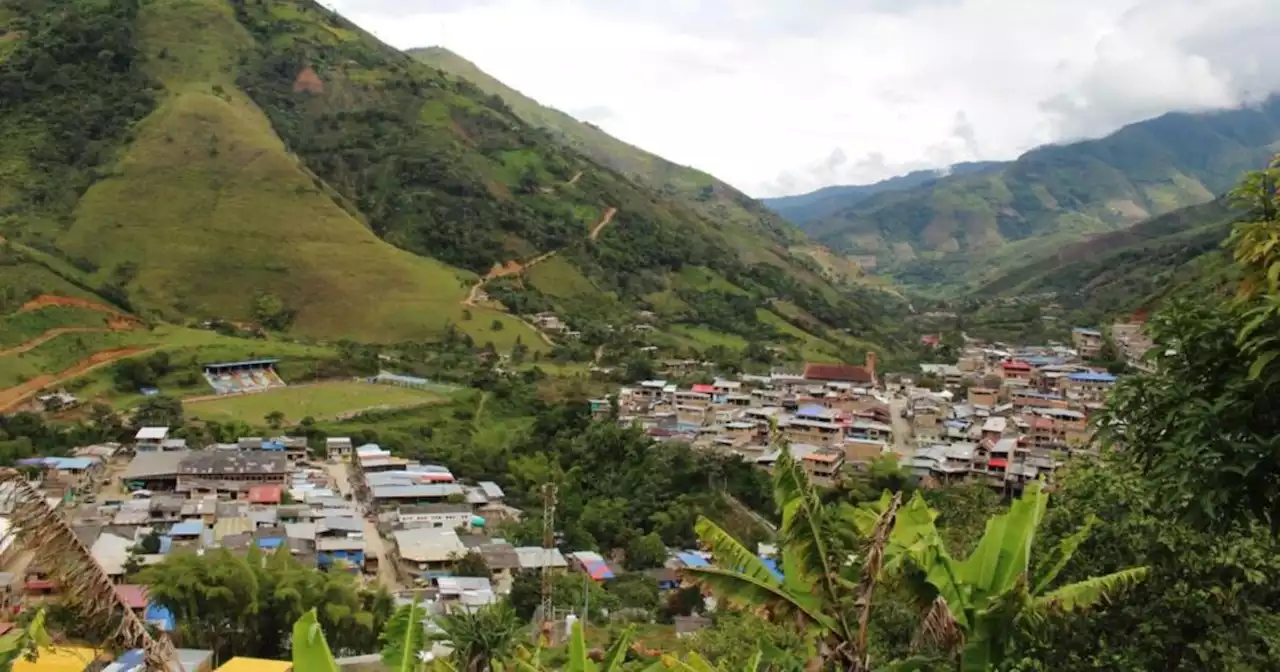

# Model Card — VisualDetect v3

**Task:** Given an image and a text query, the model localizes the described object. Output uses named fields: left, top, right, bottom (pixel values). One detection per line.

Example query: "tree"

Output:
left=140, top=548, right=391, bottom=661
left=431, top=601, right=523, bottom=672
left=133, top=395, right=183, bottom=427
left=870, top=482, right=1148, bottom=670
left=449, top=551, right=490, bottom=577
left=683, top=449, right=902, bottom=670
left=1096, top=297, right=1280, bottom=531
left=625, top=532, right=667, bottom=570
left=491, top=319, right=504, bottom=332
left=265, top=410, right=285, bottom=429
left=252, top=291, right=295, bottom=331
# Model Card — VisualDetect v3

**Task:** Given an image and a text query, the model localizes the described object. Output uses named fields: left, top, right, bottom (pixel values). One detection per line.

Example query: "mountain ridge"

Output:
left=766, top=96, right=1280, bottom=291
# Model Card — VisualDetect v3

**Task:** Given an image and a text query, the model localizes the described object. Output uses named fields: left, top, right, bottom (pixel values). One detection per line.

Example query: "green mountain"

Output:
left=775, top=99, right=1280, bottom=290
left=0, top=0, right=903, bottom=362
left=976, top=199, right=1241, bottom=321
left=762, top=162, right=1001, bottom=225
left=410, top=46, right=803, bottom=249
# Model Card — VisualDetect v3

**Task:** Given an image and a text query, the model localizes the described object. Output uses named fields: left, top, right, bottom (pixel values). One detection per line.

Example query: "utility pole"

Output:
left=538, top=482, right=558, bottom=644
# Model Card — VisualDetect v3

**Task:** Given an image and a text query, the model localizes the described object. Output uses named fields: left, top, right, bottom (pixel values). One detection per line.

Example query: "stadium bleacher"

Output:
left=202, top=360, right=288, bottom=395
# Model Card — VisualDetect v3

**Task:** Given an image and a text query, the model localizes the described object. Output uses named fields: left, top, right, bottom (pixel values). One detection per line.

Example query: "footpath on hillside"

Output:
left=0, top=346, right=157, bottom=412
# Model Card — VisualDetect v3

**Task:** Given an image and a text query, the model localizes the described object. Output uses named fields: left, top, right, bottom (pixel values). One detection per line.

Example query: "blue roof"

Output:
left=797, top=404, right=829, bottom=417
left=169, top=522, right=204, bottom=536
left=140, top=387, right=161, bottom=396
left=145, top=604, right=176, bottom=632
left=676, top=552, right=709, bottom=568
left=256, top=537, right=284, bottom=550
left=1072, top=327, right=1102, bottom=336
left=158, top=536, right=174, bottom=554
left=47, top=457, right=96, bottom=470
left=1068, top=372, right=1117, bottom=383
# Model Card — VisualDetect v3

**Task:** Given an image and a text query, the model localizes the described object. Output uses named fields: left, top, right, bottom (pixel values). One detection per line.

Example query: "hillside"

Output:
left=775, top=98, right=1280, bottom=289
left=762, top=162, right=1001, bottom=225
left=0, top=0, right=906, bottom=365
left=410, top=46, right=803, bottom=249
left=975, top=199, right=1241, bottom=323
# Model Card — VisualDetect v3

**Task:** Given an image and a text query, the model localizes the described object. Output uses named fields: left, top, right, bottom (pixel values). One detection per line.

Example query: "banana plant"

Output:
left=865, top=482, right=1148, bottom=670
left=0, top=609, right=50, bottom=671
left=291, top=608, right=340, bottom=672
left=680, top=448, right=902, bottom=671
left=507, top=621, right=633, bottom=672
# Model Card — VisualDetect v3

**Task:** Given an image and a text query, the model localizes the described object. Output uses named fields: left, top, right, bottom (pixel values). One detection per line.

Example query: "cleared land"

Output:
left=185, top=380, right=447, bottom=424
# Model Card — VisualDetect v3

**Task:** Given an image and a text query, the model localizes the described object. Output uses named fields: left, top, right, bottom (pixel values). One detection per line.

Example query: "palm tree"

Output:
left=680, top=449, right=902, bottom=670
left=431, top=602, right=525, bottom=672
left=872, top=482, right=1148, bottom=671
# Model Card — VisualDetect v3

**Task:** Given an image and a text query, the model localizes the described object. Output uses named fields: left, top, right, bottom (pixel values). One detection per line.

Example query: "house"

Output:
left=800, top=449, right=845, bottom=486
left=133, top=427, right=170, bottom=452
left=477, top=541, right=521, bottom=594
left=999, top=361, right=1032, bottom=382
left=326, top=437, right=353, bottom=458
left=394, top=527, right=467, bottom=579
left=1071, top=328, right=1104, bottom=359
left=396, top=503, right=475, bottom=530
left=514, top=546, right=568, bottom=573
left=968, top=387, right=998, bottom=407
left=435, top=576, right=498, bottom=612
left=802, top=352, right=878, bottom=387
left=1065, top=371, right=1117, bottom=402
left=176, top=451, right=287, bottom=497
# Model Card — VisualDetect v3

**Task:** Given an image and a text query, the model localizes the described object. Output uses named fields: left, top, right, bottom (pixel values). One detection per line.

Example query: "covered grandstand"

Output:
left=203, top=360, right=287, bottom=395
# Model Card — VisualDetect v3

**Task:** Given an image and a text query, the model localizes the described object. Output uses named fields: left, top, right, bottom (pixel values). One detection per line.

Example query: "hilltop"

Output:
left=767, top=98, right=1280, bottom=290
left=0, top=0, right=909, bottom=387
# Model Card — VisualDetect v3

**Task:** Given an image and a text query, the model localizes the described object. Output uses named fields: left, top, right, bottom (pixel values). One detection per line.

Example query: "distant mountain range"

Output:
left=764, top=97, right=1280, bottom=291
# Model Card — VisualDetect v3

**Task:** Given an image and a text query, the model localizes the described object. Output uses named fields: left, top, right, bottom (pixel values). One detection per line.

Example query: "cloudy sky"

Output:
left=327, top=0, right=1280, bottom=197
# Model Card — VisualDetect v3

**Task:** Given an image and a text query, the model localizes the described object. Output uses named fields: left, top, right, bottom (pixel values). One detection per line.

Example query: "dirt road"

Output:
left=462, top=251, right=558, bottom=307
left=0, top=346, right=156, bottom=412
left=323, top=460, right=403, bottom=591
left=588, top=207, right=618, bottom=241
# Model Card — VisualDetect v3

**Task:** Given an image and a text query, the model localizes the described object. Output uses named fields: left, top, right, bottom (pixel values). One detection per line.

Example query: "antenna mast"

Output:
left=538, top=482, right=557, bottom=642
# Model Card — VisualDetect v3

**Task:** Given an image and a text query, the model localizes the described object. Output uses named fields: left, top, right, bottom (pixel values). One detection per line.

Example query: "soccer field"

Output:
left=185, top=381, right=447, bottom=425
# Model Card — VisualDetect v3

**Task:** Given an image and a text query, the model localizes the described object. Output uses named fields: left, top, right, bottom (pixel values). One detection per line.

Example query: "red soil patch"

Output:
left=0, top=346, right=154, bottom=412
left=292, top=65, right=325, bottom=94
left=20, top=294, right=131, bottom=317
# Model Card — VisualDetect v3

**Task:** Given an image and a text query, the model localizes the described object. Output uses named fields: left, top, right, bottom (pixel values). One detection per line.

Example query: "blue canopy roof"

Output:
left=169, top=521, right=203, bottom=536
left=202, top=359, right=279, bottom=369
left=676, top=552, right=709, bottom=568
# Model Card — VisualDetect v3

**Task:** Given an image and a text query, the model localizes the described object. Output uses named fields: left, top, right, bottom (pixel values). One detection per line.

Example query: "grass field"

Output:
left=185, top=380, right=447, bottom=424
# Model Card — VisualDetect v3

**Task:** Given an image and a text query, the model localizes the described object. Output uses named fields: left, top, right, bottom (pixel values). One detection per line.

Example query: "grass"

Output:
left=0, top=306, right=122, bottom=349
left=0, top=330, right=149, bottom=388
left=670, top=325, right=748, bottom=350
left=0, top=258, right=101, bottom=312
left=674, top=267, right=751, bottom=295
left=48, top=0, right=540, bottom=349
left=184, top=380, right=446, bottom=424
left=525, top=256, right=599, bottom=300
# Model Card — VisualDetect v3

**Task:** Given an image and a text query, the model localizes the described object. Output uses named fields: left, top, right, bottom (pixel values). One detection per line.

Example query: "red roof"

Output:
left=803, top=362, right=873, bottom=383
left=1001, top=361, right=1031, bottom=371
left=920, top=335, right=940, bottom=345
left=115, top=584, right=150, bottom=610
left=988, top=458, right=1009, bottom=468
left=24, top=579, right=56, bottom=592
left=1031, top=417, right=1054, bottom=429
left=248, top=484, right=283, bottom=504
left=691, top=384, right=716, bottom=394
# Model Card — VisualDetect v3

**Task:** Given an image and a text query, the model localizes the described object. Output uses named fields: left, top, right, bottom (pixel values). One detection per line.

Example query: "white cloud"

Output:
left=327, top=0, right=1280, bottom=197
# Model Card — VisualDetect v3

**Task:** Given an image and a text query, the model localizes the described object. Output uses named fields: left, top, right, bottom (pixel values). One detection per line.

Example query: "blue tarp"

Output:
left=256, top=537, right=284, bottom=550
left=145, top=604, right=176, bottom=632
left=676, top=552, right=709, bottom=568
left=1068, top=372, right=1118, bottom=383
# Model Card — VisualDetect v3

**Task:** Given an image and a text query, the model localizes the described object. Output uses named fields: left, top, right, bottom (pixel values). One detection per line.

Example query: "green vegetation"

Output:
left=411, top=47, right=803, bottom=249
left=185, top=380, right=448, bottom=424
left=775, top=97, right=1280, bottom=293
left=139, top=547, right=394, bottom=661
left=0, top=306, right=119, bottom=349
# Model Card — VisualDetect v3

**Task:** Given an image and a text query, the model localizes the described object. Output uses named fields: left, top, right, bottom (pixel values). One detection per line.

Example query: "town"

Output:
left=0, top=309, right=1153, bottom=670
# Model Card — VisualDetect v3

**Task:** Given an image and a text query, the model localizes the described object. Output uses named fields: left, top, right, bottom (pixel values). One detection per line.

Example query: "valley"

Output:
left=2, top=0, right=1280, bottom=670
